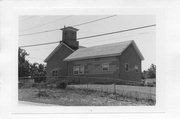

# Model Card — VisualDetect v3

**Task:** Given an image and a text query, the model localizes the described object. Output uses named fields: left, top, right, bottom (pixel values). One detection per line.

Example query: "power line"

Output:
left=84, top=32, right=153, bottom=44
left=19, top=28, right=60, bottom=36
left=20, top=41, right=59, bottom=48
left=71, top=15, right=117, bottom=27
left=20, top=16, right=46, bottom=23
left=77, top=24, right=156, bottom=40
left=22, top=16, right=73, bottom=31
left=19, top=24, right=156, bottom=48
left=19, top=15, right=117, bottom=37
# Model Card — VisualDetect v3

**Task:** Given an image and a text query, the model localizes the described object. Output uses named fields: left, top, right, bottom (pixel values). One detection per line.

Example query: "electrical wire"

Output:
left=19, top=28, right=60, bottom=36
left=77, top=24, right=156, bottom=40
left=22, top=16, right=73, bottom=31
left=19, top=24, right=156, bottom=48
left=20, top=41, right=60, bottom=48
left=19, top=15, right=117, bottom=36
left=71, top=15, right=117, bottom=27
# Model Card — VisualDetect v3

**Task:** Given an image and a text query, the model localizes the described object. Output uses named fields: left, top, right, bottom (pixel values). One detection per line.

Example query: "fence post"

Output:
left=113, top=78, right=117, bottom=100
left=149, top=86, right=152, bottom=100
left=139, top=86, right=142, bottom=103
left=87, top=82, right=89, bottom=95
left=114, top=83, right=116, bottom=94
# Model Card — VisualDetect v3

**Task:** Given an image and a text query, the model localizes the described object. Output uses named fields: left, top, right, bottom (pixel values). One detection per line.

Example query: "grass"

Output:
left=68, top=84, right=156, bottom=100
left=18, top=86, right=155, bottom=106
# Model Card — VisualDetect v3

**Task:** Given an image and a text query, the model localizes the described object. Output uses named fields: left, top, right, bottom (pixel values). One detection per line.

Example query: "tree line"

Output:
left=141, top=64, right=156, bottom=79
left=18, top=48, right=46, bottom=78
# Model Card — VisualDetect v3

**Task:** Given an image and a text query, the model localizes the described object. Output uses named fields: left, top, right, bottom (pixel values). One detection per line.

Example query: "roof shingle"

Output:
left=64, top=40, right=144, bottom=61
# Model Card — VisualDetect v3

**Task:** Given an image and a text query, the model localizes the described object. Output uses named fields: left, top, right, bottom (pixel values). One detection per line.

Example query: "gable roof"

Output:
left=64, top=40, right=144, bottom=61
left=44, top=42, right=75, bottom=62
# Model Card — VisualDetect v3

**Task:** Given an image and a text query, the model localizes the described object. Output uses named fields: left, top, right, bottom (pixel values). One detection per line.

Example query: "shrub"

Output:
left=32, top=83, right=37, bottom=88
left=147, top=82, right=155, bottom=87
left=18, top=83, right=23, bottom=89
left=56, top=82, right=67, bottom=89
left=36, top=91, right=49, bottom=97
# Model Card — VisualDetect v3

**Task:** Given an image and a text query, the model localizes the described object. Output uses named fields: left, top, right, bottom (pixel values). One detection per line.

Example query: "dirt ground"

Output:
left=18, top=87, right=155, bottom=106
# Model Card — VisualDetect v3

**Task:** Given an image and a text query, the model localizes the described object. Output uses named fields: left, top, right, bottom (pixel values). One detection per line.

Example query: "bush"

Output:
left=147, top=82, right=155, bottom=87
left=36, top=91, right=49, bottom=97
left=56, top=82, right=67, bottom=89
left=32, top=83, right=37, bottom=88
left=18, top=83, right=23, bottom=89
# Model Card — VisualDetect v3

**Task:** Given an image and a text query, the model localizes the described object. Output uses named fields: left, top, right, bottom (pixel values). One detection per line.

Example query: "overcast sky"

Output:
left=19, top=15, right=155, bottom=71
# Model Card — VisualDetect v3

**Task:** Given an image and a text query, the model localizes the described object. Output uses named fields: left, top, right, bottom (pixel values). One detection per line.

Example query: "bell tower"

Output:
left=60, top=26, right=79, bottom=50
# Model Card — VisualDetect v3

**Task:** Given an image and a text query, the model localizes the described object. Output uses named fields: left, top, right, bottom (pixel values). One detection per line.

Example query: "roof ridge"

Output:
left=83, top=40, right=133, bottom=49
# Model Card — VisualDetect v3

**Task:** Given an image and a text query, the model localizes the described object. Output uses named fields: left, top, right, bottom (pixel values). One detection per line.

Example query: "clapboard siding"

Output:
left=46, top=44, right=73, bottom=81
left=119, top=44, right=142, bottom=82
left=67, top=56, right=119, bottom=79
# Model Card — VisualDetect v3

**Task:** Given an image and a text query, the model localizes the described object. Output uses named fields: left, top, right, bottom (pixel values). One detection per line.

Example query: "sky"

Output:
left=19, top=15, right=155, bottom=71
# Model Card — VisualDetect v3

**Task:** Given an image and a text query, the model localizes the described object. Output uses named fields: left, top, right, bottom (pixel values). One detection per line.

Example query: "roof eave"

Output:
left=44, top=43, right=62, bottom=62
left=44, top=42, right=75, bottom=62
left=131, top=40, right=145, bottom=60
left=64, top=53, right=122, bottom=61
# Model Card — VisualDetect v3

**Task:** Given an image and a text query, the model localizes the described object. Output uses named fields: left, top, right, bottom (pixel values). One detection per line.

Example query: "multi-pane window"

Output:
left=79, top=65, right=84, bottom=74
left=73, top=66, right=79, bottom=75
left=73, top=65, right=84, bottom=75
left=102, top=63, right=109, bottom=72
left=52, top=70, right=58, bottom=76
left=125, top=63, right=129, bottom=72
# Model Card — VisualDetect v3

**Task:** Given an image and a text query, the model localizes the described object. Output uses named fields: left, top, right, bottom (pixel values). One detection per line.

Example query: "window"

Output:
left=52, top=70, right=58, bottom=76
left=102, top=63, right=109, bottom=72
left=125, top=63, right=129, bottom=72
left=79, top=65, right=84, bottom=74
left=73, top=66, right=79, bottom=75
left=134, top=65, right=139, bottom=72
left=73, top=65, right=84, bottom=75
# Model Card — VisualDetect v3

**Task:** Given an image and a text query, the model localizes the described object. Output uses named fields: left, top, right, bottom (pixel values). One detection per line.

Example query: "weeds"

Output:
left=19, top=84, right=156, bottom=106
left=67, top=86, right=155, bottom=105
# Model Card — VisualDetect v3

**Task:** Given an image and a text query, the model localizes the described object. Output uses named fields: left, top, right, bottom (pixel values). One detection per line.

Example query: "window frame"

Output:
left=102, top=63, right=109, bottom=72
left=52, top=70, right=58, bottom=77
left=73, top=65, right=84, bottom=75
left=125, top=63, right=129, bottom=72
left=134, top=65, right=139, bottom=73
left=73, top=66, right=79, bottom=75
left=79, top=65, right=84, bottom=74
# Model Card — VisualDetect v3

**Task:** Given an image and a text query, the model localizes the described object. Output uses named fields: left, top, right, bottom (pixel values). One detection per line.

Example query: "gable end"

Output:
left=44, top=42, right=75, bottom=62
left=121, top=41, right=144, bottom=60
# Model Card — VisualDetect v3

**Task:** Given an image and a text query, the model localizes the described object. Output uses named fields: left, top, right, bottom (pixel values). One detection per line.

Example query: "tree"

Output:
left=18, top=48, right=30, bottom=77
left=18, top=48, right=46, bottom=83
left=29, top=62, right=46, bottom=83
left=141, top=64, right=156, bottom=79
left=29, top=62, right=39, bottom=77
left=38, top=64, right=46, bottom=73
left=147, top=64, right=156, bottom=78
left=141, top=70, right=148, bottom=79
